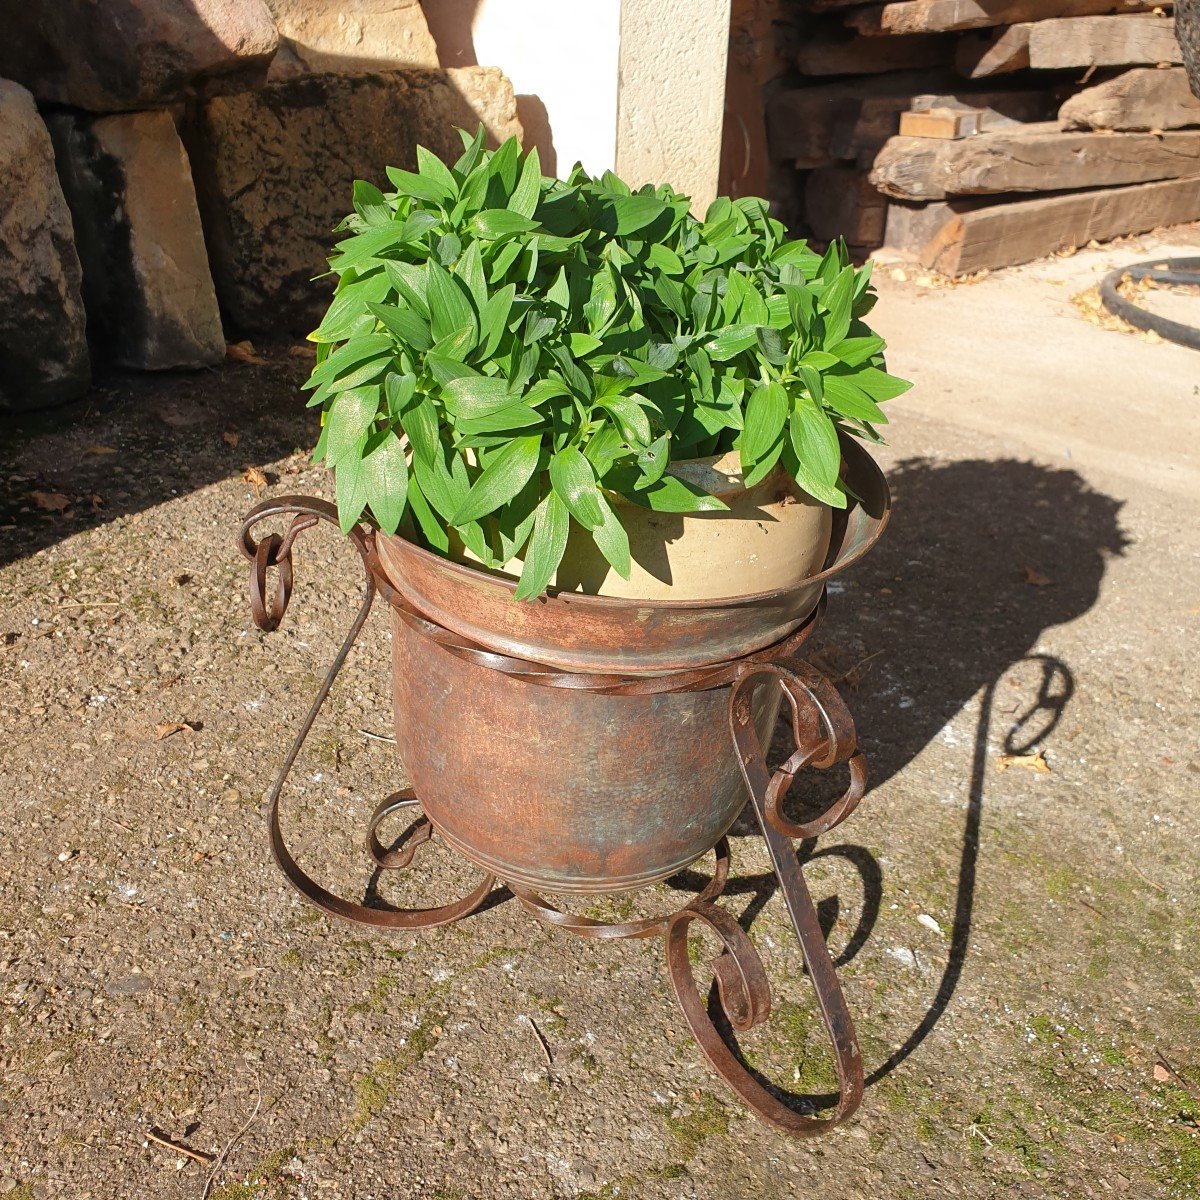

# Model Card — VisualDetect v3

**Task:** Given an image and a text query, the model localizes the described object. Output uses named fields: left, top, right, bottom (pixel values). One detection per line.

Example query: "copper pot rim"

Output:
left=379, top=436, right=890, bottom=613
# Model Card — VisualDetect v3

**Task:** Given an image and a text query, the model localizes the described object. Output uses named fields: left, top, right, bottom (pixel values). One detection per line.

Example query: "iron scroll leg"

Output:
left=239, top=495, right=496, bottom=930
left=664, top=658, right=866, bottom=1135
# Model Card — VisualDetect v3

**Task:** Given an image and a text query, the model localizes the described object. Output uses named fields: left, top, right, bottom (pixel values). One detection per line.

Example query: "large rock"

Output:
left=0, top=0, right=278, bottom=113
left=0, top=81, right=89, bottom=411
left=264, top=0, right=440, bottom=79
left=48, top=110, right=225, bottom=371
left=186, top=68, right=522, bottom=334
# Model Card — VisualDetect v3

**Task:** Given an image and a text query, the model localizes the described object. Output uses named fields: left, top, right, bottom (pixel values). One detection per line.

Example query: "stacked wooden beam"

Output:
left=766, top=1, right=1200, bottom=275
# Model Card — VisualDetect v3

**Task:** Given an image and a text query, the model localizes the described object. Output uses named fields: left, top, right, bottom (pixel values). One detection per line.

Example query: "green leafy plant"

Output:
left=307, top=129, right=910, bottom=599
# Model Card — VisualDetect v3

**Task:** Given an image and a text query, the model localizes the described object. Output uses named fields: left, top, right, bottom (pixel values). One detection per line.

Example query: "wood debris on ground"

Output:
left=996, top=751, right=1051, bottom=774
left=242, top=466, right=268, bottom=496
left=225, top=340, right=267, bottom=366
left=29, top=490, right=71, bottom=512
left=155, top=720, right=200, bottom=740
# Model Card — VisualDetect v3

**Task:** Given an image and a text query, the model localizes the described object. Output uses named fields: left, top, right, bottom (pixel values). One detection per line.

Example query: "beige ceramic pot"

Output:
left=459, top=450, right=834, bottom=603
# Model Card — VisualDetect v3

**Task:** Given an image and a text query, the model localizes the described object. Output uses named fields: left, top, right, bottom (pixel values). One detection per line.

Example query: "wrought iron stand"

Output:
left=241, top=497, right=868, bottom=1136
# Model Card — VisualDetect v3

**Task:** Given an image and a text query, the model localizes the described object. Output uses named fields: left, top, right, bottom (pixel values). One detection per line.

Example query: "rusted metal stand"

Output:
left=241, top=497, right=867, bottom=1136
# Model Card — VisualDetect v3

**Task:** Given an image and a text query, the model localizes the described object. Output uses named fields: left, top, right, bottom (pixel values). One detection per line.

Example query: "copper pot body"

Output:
left=384, top=439, right=889, bottom=893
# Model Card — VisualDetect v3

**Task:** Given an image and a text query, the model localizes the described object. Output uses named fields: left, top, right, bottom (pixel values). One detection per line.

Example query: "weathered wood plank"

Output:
left=1028, top=15, right=1182, bottom=69
left=883, top=197, right=990, bottom=251
left=870, top=125, right=1200, bottom=199
left=849, top=0, right=1168, bottom=37
left=766, top=71, right=955, bottom=161
left=796, top=32, right=954, bottom=75
left=1060, top=66, right=1200, bottom=129
left=830, top=88, right=1054, bottom=160
left=806, top=165, right=890, bottom=244
left=918, top=176, right=1200, bottom=275
left=956, top=25, right=1032, bottom=77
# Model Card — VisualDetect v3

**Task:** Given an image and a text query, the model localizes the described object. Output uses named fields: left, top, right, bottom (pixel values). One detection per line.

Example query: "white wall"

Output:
left=472, top=0, right=622, bottom=176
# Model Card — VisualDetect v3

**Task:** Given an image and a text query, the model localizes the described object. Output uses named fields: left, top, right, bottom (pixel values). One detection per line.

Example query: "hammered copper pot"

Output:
left=377, top=437, right=890, bottom=894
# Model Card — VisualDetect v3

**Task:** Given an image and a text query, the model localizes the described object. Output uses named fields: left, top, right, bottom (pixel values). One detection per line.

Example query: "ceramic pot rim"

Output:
left=379, top=435, right=890, bottom=613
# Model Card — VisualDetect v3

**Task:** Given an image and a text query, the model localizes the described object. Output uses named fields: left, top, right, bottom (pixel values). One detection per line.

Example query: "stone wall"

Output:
left=0, top=0, right=522, bottom=410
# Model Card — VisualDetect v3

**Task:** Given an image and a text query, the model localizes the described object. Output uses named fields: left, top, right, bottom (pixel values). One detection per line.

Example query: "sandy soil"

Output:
left=1, top=231, right=1198, bottom=1200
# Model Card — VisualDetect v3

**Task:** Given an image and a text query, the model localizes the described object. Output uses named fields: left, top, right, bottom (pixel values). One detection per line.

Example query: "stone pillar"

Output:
left=615, top=0, right=733, bottom=213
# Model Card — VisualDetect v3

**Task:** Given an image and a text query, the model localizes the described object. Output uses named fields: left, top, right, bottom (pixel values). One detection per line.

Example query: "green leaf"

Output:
left=352, top=179, right=389, bottom=223
left=508, top=145, right=542, bottom=218
left=830, top=336, right=885, bottom=367
left=311, top=273, right=391, bottom=343
left=625, top=474, right=728, bottom=513
left=386, top=163, right=454, bottom=206
left=549, top=447, right=604, bottom=530
left=425, top=260, right=477, bottom=344
left=412, top=444, right=470, bottom=522
left=440, top=374, right=516, bottom=419
left=454, top=125, right=488, bottom=176
left=744, top=437, right=783, bottom=488
left=599, top=193, right=666, bottom=236
left=450, top=434, right=542, bottom=525
left=584, top=268, right=618, bottom=333
left=546, top=265, right=570, bottom=309
left=740, top=382, right=787, bottom=466
left=514, top=491, right=570, bottom=601
left=362, top=429, right=409, bottom=534
left=384, top=372, right=416, bottom=418
left=568, top=332, right=603, bottom=357
left=470, top=209, right=539, bottom=240
left=799, top=350, right=839, bottom=371
left=425, top=352, right=476, bottom=388
left=592, top=494, right=631, bottom=579
left=822, top=376, right=888, bottom=425
left=634, top=433, right=670, bottom=489
left=797, top=364, right=824, bottom=406
left=383, top=261, right=429, bottom=318
left=704, top=325, right=759, bottom=361
left=821, top=265, right=857, bottom=347
left=407, top=473, right=449, bottom=552
left=329, top=224, right=413, bottom=271
left=335, top=450, right=369, bottom=533
left=788, top=398, right=844, bottom=507
left=326, top=387, right=380, bottom=464
left=303, top=333, right=392, bottom=390
left=399, top=396, right=440, bottom=463
left=431, top=322, right=477, bottom=362
left=784, top=283, right=816, bottom=332
left=755, top=325, right=788, bottom=366
left=524, top=377, right=571, bottom=407
left=435, top=232, right=462, bottom=267
left=455, top=403, right=545, bottom=436
left=456, top=240, right=489, bottom=312
left=646, top=243, right=683, bottom=274
left=850, top=366, right=913, bottom=403
left=598, top=394, right=651, bottom=445
left=417, top=145, right=460, bottom=203
left=478, top=282, right=517, bottom=357
left=368, top=302, right=432, bottom=352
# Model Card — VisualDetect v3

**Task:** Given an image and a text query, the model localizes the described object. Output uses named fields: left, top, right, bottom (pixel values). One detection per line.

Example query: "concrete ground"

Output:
left=1, top=230, right=1198, bottom=1200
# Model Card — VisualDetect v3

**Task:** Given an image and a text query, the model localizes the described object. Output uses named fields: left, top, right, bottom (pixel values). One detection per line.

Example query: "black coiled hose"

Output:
left=1099, top=258, right=1200, bottom=352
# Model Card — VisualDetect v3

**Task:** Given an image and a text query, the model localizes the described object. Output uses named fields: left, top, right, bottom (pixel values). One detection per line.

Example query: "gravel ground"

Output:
left=1, top=236, right=1198, bottom=1200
